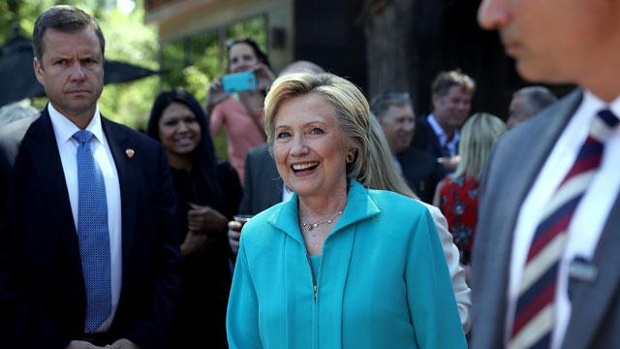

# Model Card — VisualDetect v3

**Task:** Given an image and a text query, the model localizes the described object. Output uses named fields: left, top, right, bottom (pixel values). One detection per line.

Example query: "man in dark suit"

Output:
left=371, top=92, right=446, bottom=203
left=411, top=70, right=476, bottom=172
left=473, top=1, right=620, bottom=348
left=238, top=143, right=285, bottom=215
left=228, top=144, right=293, bottom=255
left=0, top=6, right=180, bottom=349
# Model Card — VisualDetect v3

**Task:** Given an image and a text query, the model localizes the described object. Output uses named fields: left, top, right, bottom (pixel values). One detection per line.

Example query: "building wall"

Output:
left=145, top=0, right=294, bottom=72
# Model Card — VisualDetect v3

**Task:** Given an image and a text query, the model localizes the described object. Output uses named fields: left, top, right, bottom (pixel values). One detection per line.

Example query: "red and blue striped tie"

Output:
left=508, top=109, right=619, bottom=349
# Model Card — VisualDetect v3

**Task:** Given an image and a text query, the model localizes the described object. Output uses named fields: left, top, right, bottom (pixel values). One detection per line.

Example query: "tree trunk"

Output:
left=363, top=0, right=416, bottom=102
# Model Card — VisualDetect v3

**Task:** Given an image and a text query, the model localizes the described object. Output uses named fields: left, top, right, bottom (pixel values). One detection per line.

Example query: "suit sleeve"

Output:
left=406, top=208, right=467, bottom=348
left=424, top=203, right=472, bottom=333
left=0, top=146, right=28, bottom=346
left=238, top=150, right=255, bottom=214
left=227, top=242, right=263, bottom=349
left=125, top=145, right=181, bottom=349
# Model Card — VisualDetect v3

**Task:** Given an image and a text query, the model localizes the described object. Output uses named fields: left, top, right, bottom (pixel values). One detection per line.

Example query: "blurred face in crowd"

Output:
left=272, top=93, right=351, bottom=199
left=507, top=94, right=532, bottom=128
left=432, top=85, right=472, bottom=133
left=158, top=102, right=202, bottom=165
left=478, top=0, right=616, bottom=91
left=228, top=42, right=259, bottom=73
left=379, top=103, right=416, bottom=154
left=34, top=28, right=104, bottom=127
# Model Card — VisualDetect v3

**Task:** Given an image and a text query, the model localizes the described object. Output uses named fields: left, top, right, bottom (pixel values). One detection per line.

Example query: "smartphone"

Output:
left=221, top=71, right=257, bottom=93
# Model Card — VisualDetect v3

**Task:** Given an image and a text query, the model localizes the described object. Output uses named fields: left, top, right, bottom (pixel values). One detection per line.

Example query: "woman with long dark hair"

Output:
left=147, top=87, right=242, bottom=348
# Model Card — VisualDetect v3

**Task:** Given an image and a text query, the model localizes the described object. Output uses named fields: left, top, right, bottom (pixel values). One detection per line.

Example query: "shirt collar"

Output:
left=582, top=90, right=620, bottom=119
left=427, top=114, right=460, bottom=146
left=48, top=103, right=104, bottom=146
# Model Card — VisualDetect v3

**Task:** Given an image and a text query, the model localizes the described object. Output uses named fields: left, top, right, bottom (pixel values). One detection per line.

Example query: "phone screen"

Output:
left=221, top=71, right=258, bottom=93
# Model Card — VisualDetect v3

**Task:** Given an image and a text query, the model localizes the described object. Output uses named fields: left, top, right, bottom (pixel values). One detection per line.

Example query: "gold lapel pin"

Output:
left=125, top=148, right=135, bottom=159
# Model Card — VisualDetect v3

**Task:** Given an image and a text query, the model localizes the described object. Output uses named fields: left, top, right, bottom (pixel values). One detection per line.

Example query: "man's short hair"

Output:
left=513, top=86, right=557, bottom=111
left=431, top=69, right=476, bottom=97
left=32, top=5, right=105, bottom=63
left=370, top=92, right=412, bottom=119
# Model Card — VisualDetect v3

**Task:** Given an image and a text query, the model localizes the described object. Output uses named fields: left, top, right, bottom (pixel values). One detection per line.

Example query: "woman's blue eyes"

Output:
left=276, top=132, right=291, bottom=139
left=276, top=128, right=324, bottom=139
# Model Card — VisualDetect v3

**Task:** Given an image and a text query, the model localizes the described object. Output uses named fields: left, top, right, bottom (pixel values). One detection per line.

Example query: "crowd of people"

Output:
left=2, top=1, right=618, bottom=348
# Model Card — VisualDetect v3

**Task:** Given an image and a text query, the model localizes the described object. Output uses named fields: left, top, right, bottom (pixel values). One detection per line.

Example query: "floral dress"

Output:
left=438, top=175, right=479, bottom=265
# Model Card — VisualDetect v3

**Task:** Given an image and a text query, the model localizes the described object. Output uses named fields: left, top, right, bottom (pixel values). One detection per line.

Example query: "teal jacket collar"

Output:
left=263, top=180, right=381, bottom=245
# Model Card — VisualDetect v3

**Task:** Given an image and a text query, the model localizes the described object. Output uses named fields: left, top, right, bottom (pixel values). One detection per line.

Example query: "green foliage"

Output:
left=2, top=0, right=160, bottom=131
left=2, top=0, right=269, bottom=151
left=226, top=15, right=268, bottom=51
left=157, top=15, right=268, bottom=160
left=97, top=2, right=160, bottom=130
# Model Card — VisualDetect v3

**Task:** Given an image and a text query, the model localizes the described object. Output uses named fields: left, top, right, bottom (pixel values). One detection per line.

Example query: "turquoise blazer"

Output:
left=227, top=180, right=466, bottom=348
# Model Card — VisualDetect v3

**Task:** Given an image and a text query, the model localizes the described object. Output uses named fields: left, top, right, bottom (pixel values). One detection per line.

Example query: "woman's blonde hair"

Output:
left=264, top=72, right=370, bottom=181
left=454, top=112, right=506, bottom=181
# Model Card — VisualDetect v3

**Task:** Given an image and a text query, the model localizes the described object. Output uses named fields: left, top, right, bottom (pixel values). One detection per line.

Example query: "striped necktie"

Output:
left=508, top=109, right=619, bottom=349
left=73, top=130, right=112, bottom=333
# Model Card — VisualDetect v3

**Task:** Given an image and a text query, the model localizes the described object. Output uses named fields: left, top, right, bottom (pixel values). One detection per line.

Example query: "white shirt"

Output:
left=48, top=104, right=122, bottom=332
left=428, top=114, right=460, bottom=157
left=506, top=91, right=620, bottom=348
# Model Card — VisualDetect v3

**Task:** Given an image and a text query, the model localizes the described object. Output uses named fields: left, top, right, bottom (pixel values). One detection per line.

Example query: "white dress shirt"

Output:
left=48, top=104, right=122, bottom=332
left=507, top=91, right=620, bottom=348
left=428, top=114, right=460, bottom=157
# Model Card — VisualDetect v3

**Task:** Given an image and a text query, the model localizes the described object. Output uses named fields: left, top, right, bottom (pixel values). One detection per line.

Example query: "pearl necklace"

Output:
left=301, top=210, right=343, bottom=232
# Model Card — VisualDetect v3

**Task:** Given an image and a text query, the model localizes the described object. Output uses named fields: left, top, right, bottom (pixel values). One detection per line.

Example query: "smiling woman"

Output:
left=147, top=87, right=242, bottom=348
left=227, top=72, right=467, bottom=349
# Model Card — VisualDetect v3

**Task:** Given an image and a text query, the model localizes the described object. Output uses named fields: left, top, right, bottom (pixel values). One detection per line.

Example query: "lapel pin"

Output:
left=125, top=148, right=135, bottom=159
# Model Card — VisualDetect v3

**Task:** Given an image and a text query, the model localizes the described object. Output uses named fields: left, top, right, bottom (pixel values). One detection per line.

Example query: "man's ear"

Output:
left=33, top=58, right=44, bottom=84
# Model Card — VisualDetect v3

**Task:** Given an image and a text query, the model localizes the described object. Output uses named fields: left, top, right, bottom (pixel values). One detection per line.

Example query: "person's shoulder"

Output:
left=397, top=146, right=436, bottom=165
left=246, top=200, right=284, bottom=226
left=503, top=88, right=582, bottom=143
left=246, top=143, right=271, bottom=159
left=414, top=116, right=432, bottom=132
left=0, top=115, right=38, bottom=144
left=238, top=201, right=286, bottom=243
left=102, top=117, right=161, bottom=148
left=367, top=187, right=426, bottom=213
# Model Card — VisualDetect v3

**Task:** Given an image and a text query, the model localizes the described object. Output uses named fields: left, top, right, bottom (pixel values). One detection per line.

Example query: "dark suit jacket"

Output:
left=396, top=146, right=447, bottom=204
left=472, top=89, right=620, bottom=348
left=0, top=109, right=180, bottom=349
left=238, top=144, right=283, bottom=215
left=410, top=116, right=454, bottom=159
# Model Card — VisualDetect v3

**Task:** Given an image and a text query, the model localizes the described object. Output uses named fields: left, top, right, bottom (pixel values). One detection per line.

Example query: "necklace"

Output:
left=300, top=210, right=343, bottom=232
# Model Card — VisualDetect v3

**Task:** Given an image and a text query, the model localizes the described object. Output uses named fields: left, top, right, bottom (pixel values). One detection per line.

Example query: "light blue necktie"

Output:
left=73, top=130, right=112, bottom=333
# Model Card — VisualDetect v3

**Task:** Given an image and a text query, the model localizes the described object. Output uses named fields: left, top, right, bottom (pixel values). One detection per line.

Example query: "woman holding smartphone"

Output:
left=206, top=37, right=276, bottom=185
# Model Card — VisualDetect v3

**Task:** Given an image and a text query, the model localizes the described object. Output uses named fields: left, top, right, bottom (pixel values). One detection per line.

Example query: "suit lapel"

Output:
left=562, top=194, right=620, bottom=348
left=496, top=89, right=582, bottom=251
left=21, top=111, right=80, bottom=264
left=475, top=90, right=583, bottom=347
left=101, top=118, right=137, bottom=260
left=266, top=159, right=283, bottom=206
